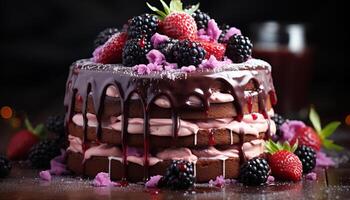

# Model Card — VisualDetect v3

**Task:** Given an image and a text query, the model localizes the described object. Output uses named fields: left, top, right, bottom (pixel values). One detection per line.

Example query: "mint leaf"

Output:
left=170, top=0, right=183, bottom=12
left=146, top=2, right=167, bottom=19
left=184, top=3, right=200, bottom=15
left=321, top=121, right=341, bottom=139
left=160, top=0, right=171, bottom=15
left=309, top=107, right=322, bottom=133
left=323, top=139, right=344, bottom=151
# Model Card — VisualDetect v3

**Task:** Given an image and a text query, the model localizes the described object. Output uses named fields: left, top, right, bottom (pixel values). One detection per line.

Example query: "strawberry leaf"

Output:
left=184, top=3, right=200, bottom=15
left=170, top=0, right=183, bottom=12
left=291, top=140, right=298, bottom=152
left=160, top=0, right=171, bottom=15
left=309, top=107, right=322, bottom=133
left=321, top=121, right=341, bottom=139
left=323, top=139, right=344, bottom=151
left=24, top=118, right=35, bottom=133
left=146, top=2, right=167, bottom=19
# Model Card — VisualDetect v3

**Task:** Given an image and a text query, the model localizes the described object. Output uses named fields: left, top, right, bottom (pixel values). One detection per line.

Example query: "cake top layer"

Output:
left=74, top=58, right=271, bottom=81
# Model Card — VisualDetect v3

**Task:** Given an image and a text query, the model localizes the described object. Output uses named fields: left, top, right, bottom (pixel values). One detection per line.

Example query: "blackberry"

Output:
left=0, top=155, right=11, bottom=178
left=156, top=39, right=178, bottom=62
left=171, top=40, right=206, bottom=67
left=94, top=28, right=119, bottom=48
left=122, top=37, right=152, bottom=67
left=271, top=114, right=286, bottom=137
left=239, top=157, right=270, bottom=186
left=294, top=145, right=316, bottom=174
left=218, top=24, right=230, bottom=43
left=225, top=34, right=253, bottom=63
left=28, top=139, right=61, bottom=169
left=158, top=160, right=195, bottom=190
left=127, top=13, right=158, bottom=39
left=191, top=9, right=211, bottom=30
left=46, top=115, right=65, bottom=138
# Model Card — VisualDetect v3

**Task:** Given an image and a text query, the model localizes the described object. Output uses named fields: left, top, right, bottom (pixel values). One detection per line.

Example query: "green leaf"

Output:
left=24, top=118, right=35, bottom=133
left=309, top=107, right=322, bottom=133
left=146, top=2, right=167, bottom=19
left=160, top=0, right=171, bottom=15
left=323, top=139, right=344, bottom=151
left=321, top=121, right=341, bottom=139
left=34, top=124, right=46, bottom=139
left=291, top=140, right=298, bottom=152
left=170, top=0, right=183, bottom=12
left=184, top=3, right=200, bottom=15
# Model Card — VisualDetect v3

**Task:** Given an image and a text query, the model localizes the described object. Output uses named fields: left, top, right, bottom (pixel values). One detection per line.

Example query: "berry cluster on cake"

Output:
left=64, top=0, right=279, bottom=188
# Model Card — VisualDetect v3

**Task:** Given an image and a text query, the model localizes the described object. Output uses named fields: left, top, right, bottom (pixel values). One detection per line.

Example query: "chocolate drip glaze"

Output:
left=64, top=58, right=276, bottom=181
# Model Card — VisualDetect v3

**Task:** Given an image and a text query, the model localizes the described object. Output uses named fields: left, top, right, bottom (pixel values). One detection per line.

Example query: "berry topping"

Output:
left=294, top=145, right=316, bottom=174
left=122, top=37, right=153, bottom=67
left=194, top=39, right=226, bottom=60
left=239, top=157, right=270, bottom=186
left=156, top=38, right=178, bottom=62
left=147, top=0, right=199, bottom=40
left=0, top=155, right=11, bottom=178
left=271, top=114, right=286, bottom=137
left=171, top=40, right=206, bottom=67
left=93, top=32, right=128, bottom=64
left=265, top=140, right=303, bottom=181
left=127, top=14, right=159, bottom=39
left=28, top=139, right=61, bottom=169
left=45, top=115, right=65, bottom=139
left=94, top=28, right=119, bottom=48
left=225, top=34, right=253, bottom=63
left=290, top=126, right=322, bottom=151
left=158, top=160, right=195, bottom=190
left=218, top=24, right=230, bottom=43
left=190, top=8, right=211, bottom=30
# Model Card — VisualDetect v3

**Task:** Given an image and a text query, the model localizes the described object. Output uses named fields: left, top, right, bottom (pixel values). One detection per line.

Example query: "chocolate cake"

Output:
left=64, top=0, right=277, bottom=185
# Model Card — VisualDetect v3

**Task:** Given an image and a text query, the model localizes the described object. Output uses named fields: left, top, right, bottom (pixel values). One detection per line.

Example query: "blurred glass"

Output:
left=250, top=22, right=314, bottom=116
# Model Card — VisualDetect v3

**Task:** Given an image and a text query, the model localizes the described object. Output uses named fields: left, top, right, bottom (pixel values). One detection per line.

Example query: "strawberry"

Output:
left=290, top=107, right=342, bottom=152
left=92, top=32, right=128, bottom=64
left=7, top=118, right=46, bottom=160
left=147, top=0, right=199, bottom=40
left=290, top=126, right=321, bottom=151
left=265, top=140, right=302, bottom=182
left=194, top=39, right=226, bottom=60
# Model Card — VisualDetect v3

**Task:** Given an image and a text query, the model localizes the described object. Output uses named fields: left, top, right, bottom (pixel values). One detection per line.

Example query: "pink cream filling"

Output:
left=67, top=135, right=265, bottom=166
left=72, top=110, right=276, bottom=137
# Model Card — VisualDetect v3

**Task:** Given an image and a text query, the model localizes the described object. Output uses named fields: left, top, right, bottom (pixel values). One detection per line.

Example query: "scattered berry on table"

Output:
left=265, top=140, right=303, bottom=181
left=28, top=139, right=61, bottom=169
left=225, top=34, right=253, bottom=63
left=239, top=157, right=270, bottom=186
left=158, top=160, right=195, bottom=190
left=0, top=155, right=11, bottom=178
left=171, top=40, right=206, bottom=67
left=127, top=14, right=159, bottom=39
left=271, top=114, right=286, bottom=137
left=94, top=28, right=119, bottom=48
left=45, top=115, right=65, bottom=138
left=122, top=37, right=153, bottom=67
left=294, top=145, right=316, bottom=174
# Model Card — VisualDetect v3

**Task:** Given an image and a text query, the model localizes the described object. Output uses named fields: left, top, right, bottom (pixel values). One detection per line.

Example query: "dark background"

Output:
left=0, top=0, right=349, bottom=122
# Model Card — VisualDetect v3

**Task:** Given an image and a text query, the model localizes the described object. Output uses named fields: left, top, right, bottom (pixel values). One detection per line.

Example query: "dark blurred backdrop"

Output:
left=0, top=0, right=349, bottom=121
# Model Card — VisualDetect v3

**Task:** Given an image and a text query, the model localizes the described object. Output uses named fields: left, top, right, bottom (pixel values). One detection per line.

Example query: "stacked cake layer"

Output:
left=64, top=59, right=277, bottom=182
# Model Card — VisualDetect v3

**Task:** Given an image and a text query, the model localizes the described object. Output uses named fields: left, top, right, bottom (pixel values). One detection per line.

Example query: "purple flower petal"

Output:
left=49, top=149, right=68, bottom=175
left=316, top=151, right=335, bottom=167
left=146, top=49, right=166, bottom=65
left=151, top=33, right=169, bottom=48
left=133, top=64, right=151, bottom=75
left=306, top=172, right=317, bottom=180
left=209, top=175, right=226, bottom=187
left=279, top=120, right=306, bottom=142
left=145, top=175, right=163, bottom=188
left=224, top=27, right=242, bottom=42
left=180, top=65, right=196, bottom=73
left=206, top=19, right=222, bottom=41
left=199, top=55, right=232, bottom=69
left=92, top=172, right=114, bottom=187
left=267, top=175, right=275, bottom=183
left=39, top=170, right=52, bottom=181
